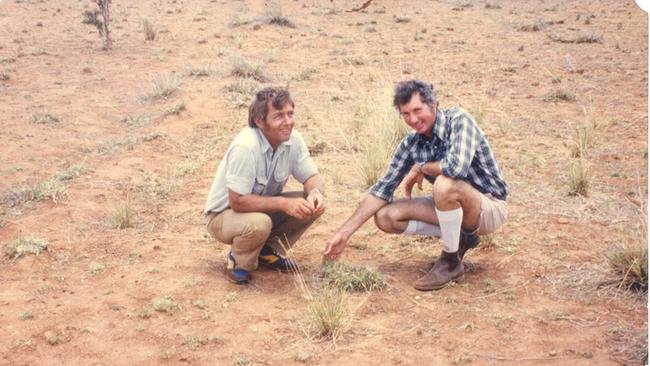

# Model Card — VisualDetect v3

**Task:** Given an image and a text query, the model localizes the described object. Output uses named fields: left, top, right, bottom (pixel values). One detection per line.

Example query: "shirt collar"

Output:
left=255, top=127, right=292, bottom=154
left=415, top=108, right=446, bottom=143
left=432, top=108, right=446, bottom=141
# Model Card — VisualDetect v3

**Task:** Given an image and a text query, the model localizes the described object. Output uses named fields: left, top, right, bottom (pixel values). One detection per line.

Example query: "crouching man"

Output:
left=324, top=79, right=508, bottom=291
left=204, top=87, right=325, bottom=284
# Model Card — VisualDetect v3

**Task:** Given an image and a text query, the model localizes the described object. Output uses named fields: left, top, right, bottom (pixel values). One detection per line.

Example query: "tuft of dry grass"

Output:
left=608, top=184, right=648, bottom=292
left=228, top=55, right=269, bottom=82
left=570, top=123, right=596, bottom=158
left=152, top=297, right=178, bottom=312
left=138, top=75, right=180, bottom=102
left=4, top=237, right=49, bottom=259
left=320, top=260, right=387, bottom=292
left=112, top=198, right=135, bottom=229
left=351, top=84, right=409, bottom=187
left=32, top=111, right=60, bottom=124
left=567, top=159, right=591, bottom=197
left=304, top=285, right=350, bottom=341
left=142, top=18, right=156, bottom=41
left=543, top=89, right=575, bottom=102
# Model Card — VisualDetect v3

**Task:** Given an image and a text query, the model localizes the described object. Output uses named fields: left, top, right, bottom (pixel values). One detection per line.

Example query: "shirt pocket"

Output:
left=252, top=176, right=268, bottom=195
left=273, top=155, right=290, bottom=183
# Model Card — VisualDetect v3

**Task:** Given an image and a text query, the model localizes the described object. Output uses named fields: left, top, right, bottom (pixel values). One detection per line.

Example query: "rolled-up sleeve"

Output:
left=291, top=132, right=318, bottom=183
left=225, top=146, right=256, bottom=195
left=440, top=114, right=477, bottom=179
left=370, top=137, right=413, bottom=202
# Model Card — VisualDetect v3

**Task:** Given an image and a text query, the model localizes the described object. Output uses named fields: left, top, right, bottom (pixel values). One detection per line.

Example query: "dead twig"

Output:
left=347, top=0, right=373, bottom=12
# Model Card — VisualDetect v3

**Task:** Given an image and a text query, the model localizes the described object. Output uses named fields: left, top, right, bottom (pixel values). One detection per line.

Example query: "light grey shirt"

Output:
left=203, top=127, right=318, bottom=214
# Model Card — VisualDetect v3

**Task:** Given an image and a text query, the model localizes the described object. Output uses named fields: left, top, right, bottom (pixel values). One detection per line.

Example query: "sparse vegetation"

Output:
left=228, top=55, right=269, bottom=82
left=138, top=75, right=180, bottom=102
left=320, top=260, right=387, bottom=292
left=570, top=123, right=596, bottom=158
left=609, top=185, right=648, bottom=292
left=162, top=102, right=186, bottom=117
left=567, top=159, right=591, bottom=196
left=153, top=297, right=178, bottom=312
left=143, top=18, right=156, bottom=41
left=112, top=198, right=134, bottom=229
left=548, top=32, right=603, bottom=44
left=32, top=111, right=60, bottom=124
left=304, top=285, right=350, bottom=341
left=543, top=89, right=575, bottom=102
left=4, top=237, right=49, bottom=259
left=88, top=262, right=106, bottom=274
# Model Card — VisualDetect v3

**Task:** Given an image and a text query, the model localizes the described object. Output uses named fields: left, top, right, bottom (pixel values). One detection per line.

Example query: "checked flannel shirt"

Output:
left=370, top=107, right=508, bottom=202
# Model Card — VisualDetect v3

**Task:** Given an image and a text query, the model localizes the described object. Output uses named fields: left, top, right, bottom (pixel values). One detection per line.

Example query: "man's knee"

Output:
left=374, top=206, right=398, bottom=233
left=240, top=213, right=273, bottom=242
left=432, top=176, right=462, bottom=202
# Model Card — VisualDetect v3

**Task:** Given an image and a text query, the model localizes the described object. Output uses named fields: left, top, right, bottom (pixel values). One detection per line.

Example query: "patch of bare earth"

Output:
left=0, top=0, right=646, bottom=365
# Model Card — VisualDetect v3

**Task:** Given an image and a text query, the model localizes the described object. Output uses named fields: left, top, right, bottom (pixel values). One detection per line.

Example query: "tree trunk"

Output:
left=97, top=0, right=112, bottom=50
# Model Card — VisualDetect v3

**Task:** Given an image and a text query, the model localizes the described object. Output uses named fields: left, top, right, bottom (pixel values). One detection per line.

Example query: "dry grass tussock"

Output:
left=608, top=183, right=648, bottom=292
left=345, top=82, right=409, bottom=187
left=320, top=260, right=387, bottom=292
left=4, top=237, right=49, bottom=259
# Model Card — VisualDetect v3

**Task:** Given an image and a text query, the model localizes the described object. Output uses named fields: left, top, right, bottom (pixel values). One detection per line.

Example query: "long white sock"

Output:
left=403, top=220, right=442, bottom=237
left=435, top=207, right=463, bottom=253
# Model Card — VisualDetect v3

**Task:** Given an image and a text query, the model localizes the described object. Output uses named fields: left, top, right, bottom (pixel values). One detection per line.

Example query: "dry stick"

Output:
left=478, top=354, right=574, bottom=362
left=347, top=0, right=373, bottom=12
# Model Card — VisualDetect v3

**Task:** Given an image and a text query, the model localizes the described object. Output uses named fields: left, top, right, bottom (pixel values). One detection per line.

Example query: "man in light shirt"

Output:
left=204, top=87, right=325, bottom=284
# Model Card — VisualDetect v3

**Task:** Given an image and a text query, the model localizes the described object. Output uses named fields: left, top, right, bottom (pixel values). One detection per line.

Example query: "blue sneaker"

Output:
left=226, top=252, right=250, bottom=284
left=258, top=245, right=297, bottom=272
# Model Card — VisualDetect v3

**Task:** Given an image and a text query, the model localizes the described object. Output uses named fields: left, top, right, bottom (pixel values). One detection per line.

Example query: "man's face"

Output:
left=256, top=101, right=294, bottom=149
left=398, top=93, right=436, bottom=138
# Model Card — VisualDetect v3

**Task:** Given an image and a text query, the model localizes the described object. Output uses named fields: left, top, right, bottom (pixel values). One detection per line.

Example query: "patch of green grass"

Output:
left=4, top=237, right=49, bottom=259
left=153, top=297, right=178, bottom=312
left=320, top=260, right=387, bottom=292
left=19, top=310, right=34, bottom=320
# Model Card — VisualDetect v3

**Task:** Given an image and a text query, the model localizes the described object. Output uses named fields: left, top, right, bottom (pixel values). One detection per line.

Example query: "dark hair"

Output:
left=248, top=87, right=294, bottom=128
left=392, top=79, right=438, bottom=109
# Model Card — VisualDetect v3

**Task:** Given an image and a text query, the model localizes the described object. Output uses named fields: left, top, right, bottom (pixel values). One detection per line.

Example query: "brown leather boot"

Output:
left=414, top=251, right=464, bottom=291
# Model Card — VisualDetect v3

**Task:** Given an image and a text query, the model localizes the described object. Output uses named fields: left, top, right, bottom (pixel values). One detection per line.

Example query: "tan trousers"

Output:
left=206, top=192, right=322, bottom=271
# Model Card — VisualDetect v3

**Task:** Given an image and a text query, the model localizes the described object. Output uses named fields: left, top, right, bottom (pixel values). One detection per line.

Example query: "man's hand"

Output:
left=306, top=188, right=326, bottom=216
left=323, top=231, right=348, bottom=260
left=284, top=197, right=315, bottom=220
left=404, top=164, right=424, bottom=199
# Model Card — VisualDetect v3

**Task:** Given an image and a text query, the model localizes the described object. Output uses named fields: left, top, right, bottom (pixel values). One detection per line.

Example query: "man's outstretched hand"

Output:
left=323, top=231, right=348, bottom=260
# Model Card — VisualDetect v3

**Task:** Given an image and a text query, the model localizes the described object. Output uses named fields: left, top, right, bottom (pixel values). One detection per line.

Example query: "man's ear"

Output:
left=254, top=117, right=264, bottom=128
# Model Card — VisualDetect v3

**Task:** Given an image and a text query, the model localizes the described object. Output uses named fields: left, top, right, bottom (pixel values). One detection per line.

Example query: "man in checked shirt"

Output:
left=324, top=79, right=508, bottom=291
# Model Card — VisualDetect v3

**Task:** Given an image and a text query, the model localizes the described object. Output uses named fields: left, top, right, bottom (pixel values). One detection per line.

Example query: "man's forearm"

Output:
left=229, top=191, right=287, bottom=213
left=337, top=194, right=387, bottom=238
left=421, top=161, right=442, bottom=177
left=303, top=174, right=325, bottom=196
